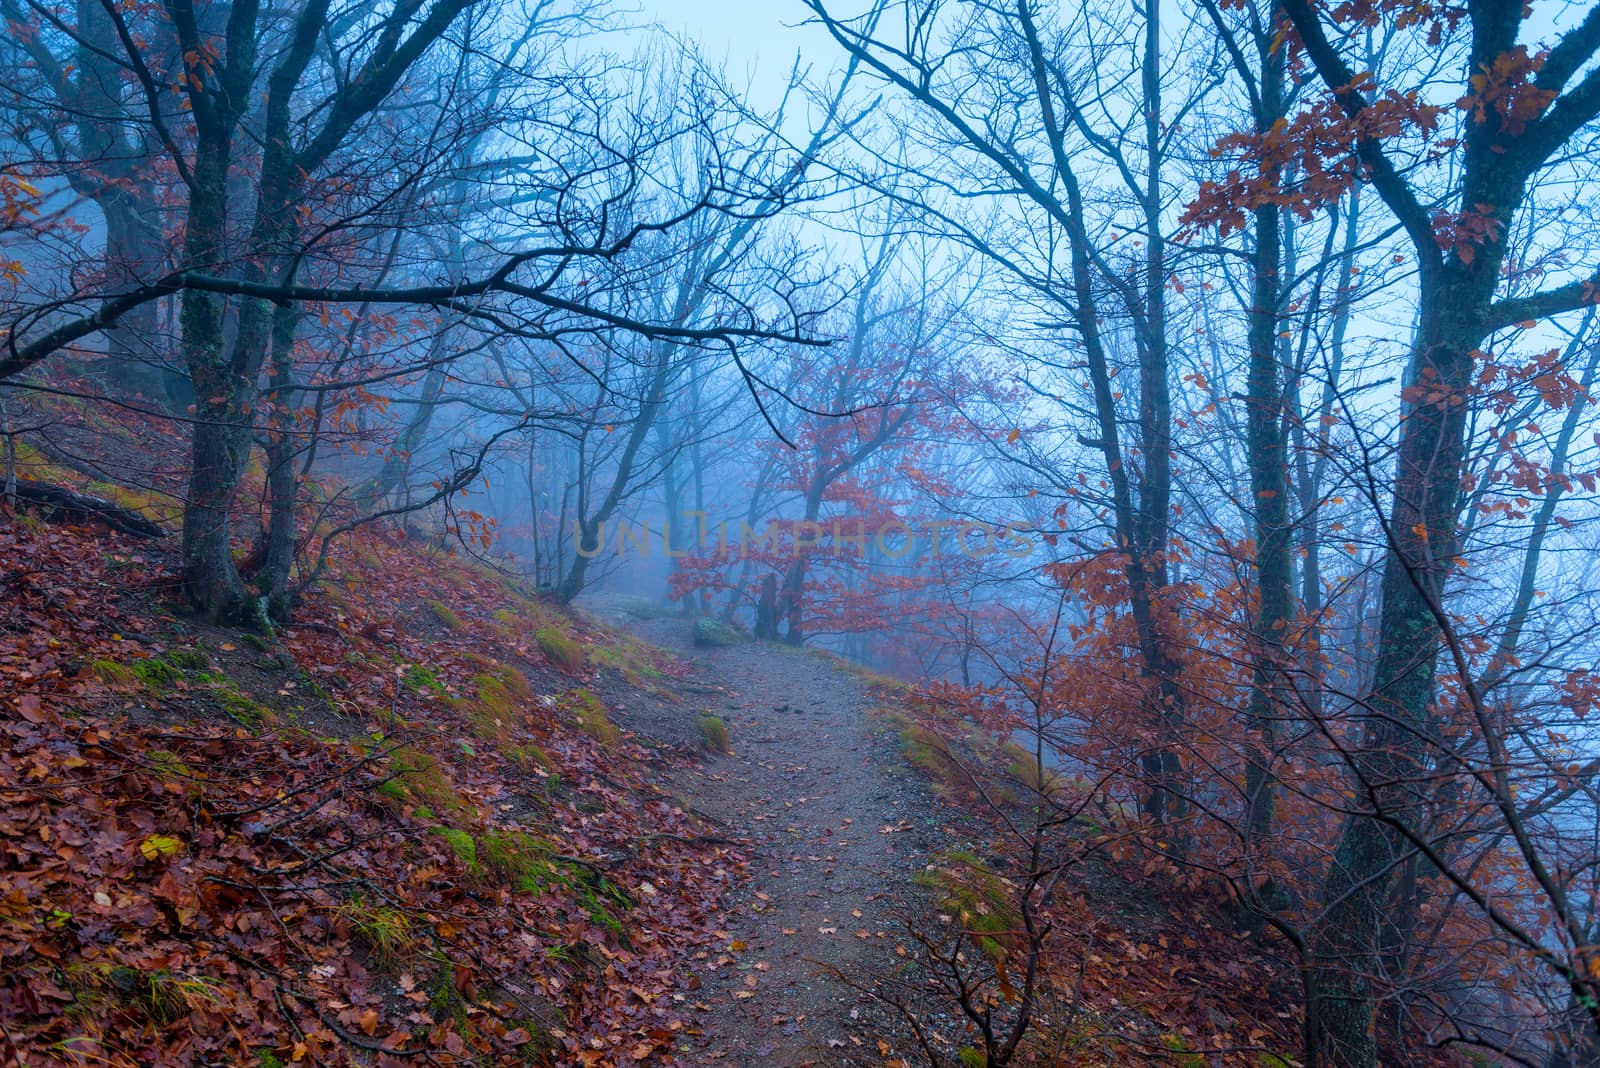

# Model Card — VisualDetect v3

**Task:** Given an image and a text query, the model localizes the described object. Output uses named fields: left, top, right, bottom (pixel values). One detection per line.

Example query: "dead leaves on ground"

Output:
left=0, top=521, right=742, bottom=1066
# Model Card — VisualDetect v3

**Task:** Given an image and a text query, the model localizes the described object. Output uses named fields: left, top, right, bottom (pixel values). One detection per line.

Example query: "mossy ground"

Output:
left=535, top=627, right=584, bottom=673
left=696, top=713, right=730, bottom=753
left=567, top=688, right=620, bottom=746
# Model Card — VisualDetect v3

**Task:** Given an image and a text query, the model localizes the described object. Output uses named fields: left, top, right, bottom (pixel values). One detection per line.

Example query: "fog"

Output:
left=5, top=0, right=1600, bottom=1061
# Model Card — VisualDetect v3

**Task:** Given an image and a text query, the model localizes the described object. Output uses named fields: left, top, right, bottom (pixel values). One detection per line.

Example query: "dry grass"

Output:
left=536, top=627, right=585, bottom=673
left=696, top=713, right=730, bottom=753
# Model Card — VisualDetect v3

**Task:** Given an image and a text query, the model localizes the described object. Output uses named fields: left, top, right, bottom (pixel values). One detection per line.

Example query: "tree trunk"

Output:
left=780, top=482, right=825, bottom=644
left=1242, top=21, right=1290, bottom=846
left=556, top=350, right=672, bottom=604
left=1307, top=279, right=1486, bottom=1067
left=260, top=301, right=301, bottom=620
left=178, top=139, right=258, bottom=622
left=755, top=573, right=779, bottom=641
left=364, top=343, right=450, bottom=509
left=100, top=191, right=170, bottom=400
left=1290, top=186, right=1361, bottom=724
left=557, top=517, right=603, bottom=604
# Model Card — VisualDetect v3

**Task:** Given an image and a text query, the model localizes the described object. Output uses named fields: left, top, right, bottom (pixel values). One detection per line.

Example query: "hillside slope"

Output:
left=0, top=513, right=744, bottom=1066
left=0, top=479, right=1308, bottom=1067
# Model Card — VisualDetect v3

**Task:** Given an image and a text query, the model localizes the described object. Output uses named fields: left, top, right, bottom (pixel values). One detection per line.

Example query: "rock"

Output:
left=693, top=617, right=749, bottom=648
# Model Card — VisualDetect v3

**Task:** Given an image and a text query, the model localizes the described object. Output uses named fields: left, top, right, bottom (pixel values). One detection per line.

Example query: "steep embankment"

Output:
left=0, top=514, right=747, bottom=1067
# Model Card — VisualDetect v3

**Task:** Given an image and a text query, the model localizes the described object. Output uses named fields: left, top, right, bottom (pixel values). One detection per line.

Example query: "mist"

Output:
left=6, top=0, right=1600, bottom=1064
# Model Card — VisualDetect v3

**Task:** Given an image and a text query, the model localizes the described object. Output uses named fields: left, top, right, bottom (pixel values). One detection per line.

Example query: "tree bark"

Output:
left=1241, top=9, right=1290, bottom=847
left=1307, top=274, right=1494, bottom=1067
left=260, top=301, right=301, bottom=619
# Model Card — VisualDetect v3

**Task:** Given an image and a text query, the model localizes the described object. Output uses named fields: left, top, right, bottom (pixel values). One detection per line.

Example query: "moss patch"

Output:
left=458, top=665, right=534, bottom=750
left=401, top=663, right=444, bottom=695
left=567, top=688, right=619, bottom=746
left=334, top=897, right=415, bottom=965
left=692, top=617, right=747, bottom=648
left=900, top=724, right=970, bottom=792
left=696, top=713, right=730, bottom=754
left=131, top=657, right=181, bottom=691
left=90, top=659, right=137, bottom=690
left=915, top=850, right=1021, bottom=967
left=425, top=599, right=463, bottom=631
left=1001, top=741, right=1059, bottom=797
left=84, top=479, right=181, bottom=527
left=480, top=831, right=562, bottom=892
left=504, top=742, right=551, bottom=772
left=164, top=647, right=211, bottom=671
left=373, top=745, right=469, bottom=817
left=536, top=628, right=584, bottom=673
left=432, top=827, right=478, bottom=872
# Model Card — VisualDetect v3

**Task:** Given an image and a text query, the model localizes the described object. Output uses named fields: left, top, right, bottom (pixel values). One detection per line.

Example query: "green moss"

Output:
left=1160, top=1035, right=1207, bottom=1068
left=297, top=673, right=336, bottom=707
left=170, top=667, right=275, bottom=728
left=373, top=745, right=468, bottom=816
left=480, top=830, right=562, bottom=892
left=1002, top=741, right=1058, bottom=796
left=590, top=636, right=671, bottom=693
left=914, top=851, right=1020, bottom=966
left=79, top=966, right=224, bottom=1024
left=131, top=657, right=181, bottom=691
left=164, top=647, right=211, bottom=671
left=692, top=617, right=747, bottom=648
left=241, top=633, right=272, bottom=653
left=577, top=876, right=632, bottom=935
left=401, top=663, right=443, bottom=695
left=696, top=713, right=730, bottom=754
left=497, top=664, right=532, bottom=700
left=145, top=749, right=194, bottom=781
left=425, top=599, right=463, bottom=631
left=536, top=627, right=584, bottom=673
left=473, top=673, right=516, bottom=717
left=122, top=651, right=278, bottom=729
left=568, top=688, right=619, bottom=746
left=427, top=959, right=471, bottom=1026
left=219, top=687, right=271, bottom=728
left=505, top=743, right=551, bottom=771
left=89, top=659, right=137, bottom=689
left=505, top=1016, right=559, bottom=1062
left=8, top=441, right=74, bottom=484
left=472, top=831, right=632, bottom=936
left=456, top=666, right=535, bottom=749
left=491, top=608, right=522, bottom=636
left=900, top=724, right=968, bottom=792
left=84, top=480, right=180, bottom=527
left=811, top=647, right=912, bottom=692
left=433, top=827, right=478, bottom=872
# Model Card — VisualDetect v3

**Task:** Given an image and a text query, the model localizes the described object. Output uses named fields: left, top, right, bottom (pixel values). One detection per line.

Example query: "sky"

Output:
left=640, top=0, right=840, bottom=110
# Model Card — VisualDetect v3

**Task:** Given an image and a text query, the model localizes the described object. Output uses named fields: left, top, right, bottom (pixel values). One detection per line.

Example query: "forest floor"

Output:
left=0, top=405, right=1307, bottom=1067
left=587, top=598, right=949, bottom=1065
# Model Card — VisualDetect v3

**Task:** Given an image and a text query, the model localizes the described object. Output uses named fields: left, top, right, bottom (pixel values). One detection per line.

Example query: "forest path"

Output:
left=587, top=601, right=942, bottom=1067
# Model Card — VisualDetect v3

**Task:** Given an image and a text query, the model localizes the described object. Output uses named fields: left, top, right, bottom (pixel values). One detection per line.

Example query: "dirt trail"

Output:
left=592, top=605, right=943, bottom=1066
